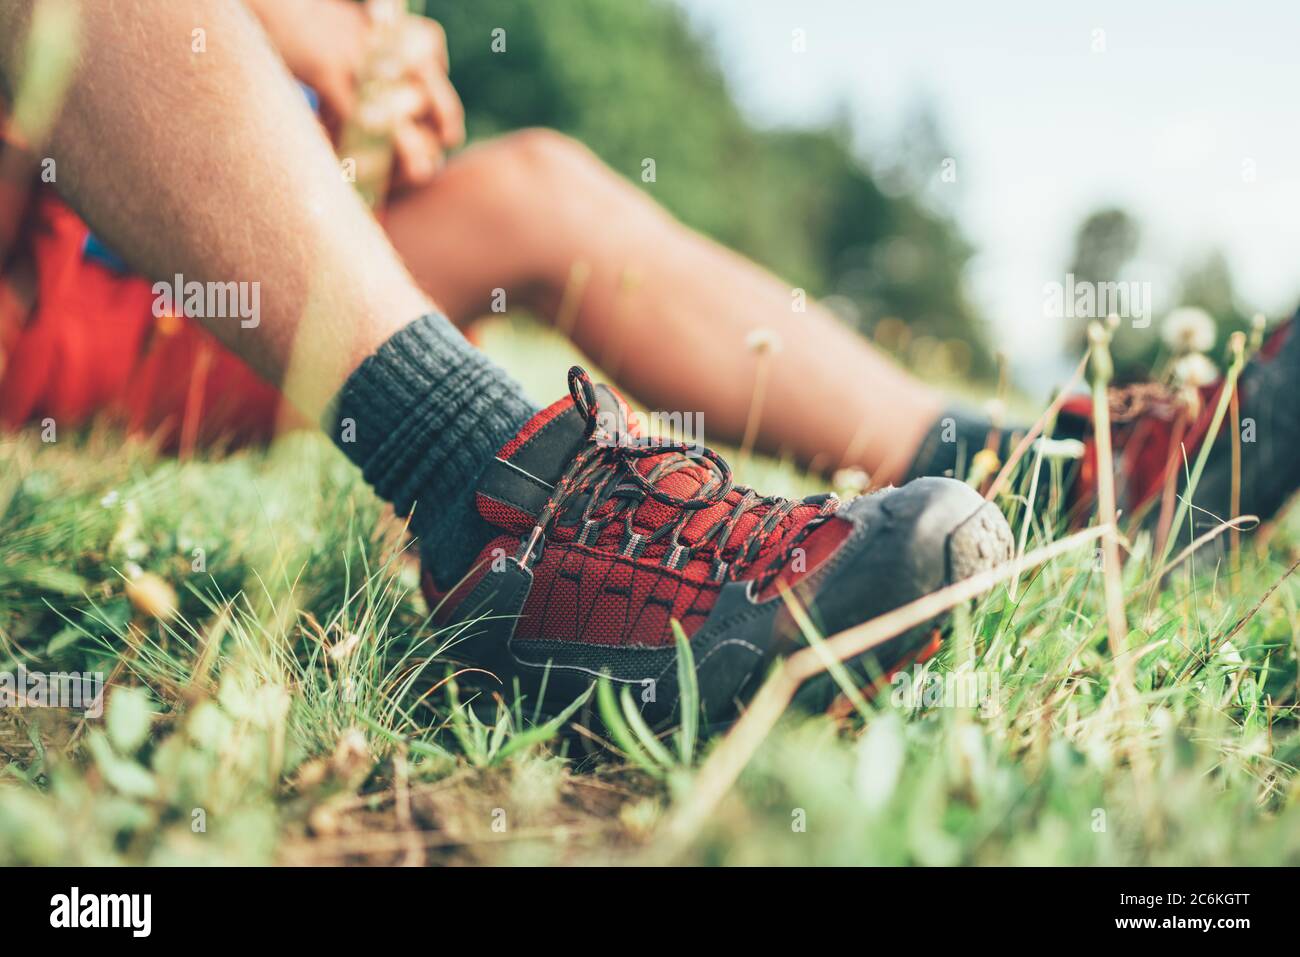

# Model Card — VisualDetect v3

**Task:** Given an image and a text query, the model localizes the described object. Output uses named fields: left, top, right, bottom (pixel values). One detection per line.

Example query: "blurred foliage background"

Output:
left=423, top=0, right=996, bottom=376
left=423, top=0, right=1286, bottom=386
left=1065, top=206, right=1262, bottom=379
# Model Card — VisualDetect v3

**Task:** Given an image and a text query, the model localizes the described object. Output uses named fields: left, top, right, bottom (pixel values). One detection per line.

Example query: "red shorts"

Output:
left=0, top=188, right=283, bottom=451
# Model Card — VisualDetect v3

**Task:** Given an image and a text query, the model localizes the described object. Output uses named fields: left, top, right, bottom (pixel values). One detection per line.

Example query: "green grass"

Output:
left=1, top=319, right=1298, bottom=865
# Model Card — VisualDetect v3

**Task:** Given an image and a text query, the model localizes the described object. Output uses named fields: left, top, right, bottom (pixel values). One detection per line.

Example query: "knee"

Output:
left=463, top=128, right=630, bottom=213
left=495, top=127, right=605, bottom=183
left=444, top=128, right=612, bottom=222
left=448, top=127, right=637, bottom=249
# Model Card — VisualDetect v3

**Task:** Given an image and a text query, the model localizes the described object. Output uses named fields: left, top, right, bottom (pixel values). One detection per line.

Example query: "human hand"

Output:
left=246, top=0, right=465, bottom=187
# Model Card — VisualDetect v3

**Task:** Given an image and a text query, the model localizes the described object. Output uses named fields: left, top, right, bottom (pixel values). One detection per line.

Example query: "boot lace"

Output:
left=514, top=367, right=838, bottom=592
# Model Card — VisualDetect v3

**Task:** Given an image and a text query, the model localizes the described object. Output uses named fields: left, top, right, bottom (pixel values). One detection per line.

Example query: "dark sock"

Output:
left=328, top=312, right=537, bottom=586
left=904, top=408, right=1021, bottom=484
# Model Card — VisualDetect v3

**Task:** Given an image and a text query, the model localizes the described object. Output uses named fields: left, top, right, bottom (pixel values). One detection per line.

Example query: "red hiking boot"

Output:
left=423, top=367, right=1014, bottom=724
left=1058, top=316, right=1300, bottom=542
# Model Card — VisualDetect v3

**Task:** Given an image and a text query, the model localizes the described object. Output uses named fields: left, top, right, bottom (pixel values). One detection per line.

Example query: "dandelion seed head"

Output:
left=745, top=328, right=783, bottom=355
left=1172, top=352, right=1218, bottom=388
left=1161, top=306, right=1216, bottom=354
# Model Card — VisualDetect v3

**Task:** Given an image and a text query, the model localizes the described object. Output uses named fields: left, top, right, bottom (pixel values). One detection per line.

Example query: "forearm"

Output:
left=0, top=0, right=430, bottom=419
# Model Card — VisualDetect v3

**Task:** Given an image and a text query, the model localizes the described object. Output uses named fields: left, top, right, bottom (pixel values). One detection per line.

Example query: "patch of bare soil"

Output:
left=0, top=709, right=80, bottom=780
left=278, top=764, right=659, bottom=866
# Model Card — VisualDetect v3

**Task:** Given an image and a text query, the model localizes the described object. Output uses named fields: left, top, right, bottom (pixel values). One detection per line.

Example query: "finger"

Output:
left=399, top=17, right=449, bottom=74
left=399, top=19, right=463, bottom=146
left=407, top=58, right=464, bottom=148
left=391, top=116, right=443, bottom=185
left=355, top=81, right=427, bottom=135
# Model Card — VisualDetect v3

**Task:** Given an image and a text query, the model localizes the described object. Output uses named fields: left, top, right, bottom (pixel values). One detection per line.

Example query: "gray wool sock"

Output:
left=329, top=312, right=537, bottom=587
left=904, top=408, right=1020, bottom=483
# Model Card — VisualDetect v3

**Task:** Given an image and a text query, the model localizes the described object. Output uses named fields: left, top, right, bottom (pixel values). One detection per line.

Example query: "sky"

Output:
left=674, top=0, right=1300, bottom=390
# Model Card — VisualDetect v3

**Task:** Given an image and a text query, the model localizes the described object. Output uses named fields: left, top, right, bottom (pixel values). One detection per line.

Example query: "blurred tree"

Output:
left=1174, top=248, right=1251, bottom=357
left=425, top=0, right=994, bottom=374
left=1065, top=206, right=1140, bottom=351
left=1068, top=207, right=1140, bottom=285
left=1178, top=250, right=1244, bottom=328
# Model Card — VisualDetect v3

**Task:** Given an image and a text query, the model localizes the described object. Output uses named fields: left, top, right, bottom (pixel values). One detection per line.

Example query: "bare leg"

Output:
left=384, top=129, right=944, bottom=483
left=0, top=0, right=432, bottom=423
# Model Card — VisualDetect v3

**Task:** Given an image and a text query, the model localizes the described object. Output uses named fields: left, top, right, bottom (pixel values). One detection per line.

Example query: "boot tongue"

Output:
left=474, top=375, right=635, bottom=529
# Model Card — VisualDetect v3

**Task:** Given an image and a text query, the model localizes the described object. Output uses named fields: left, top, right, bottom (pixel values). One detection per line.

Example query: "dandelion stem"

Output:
left=1229, top=388, right=1242, bottom=591
left=1086, top=323, right=1128, bottom=672
left=738, top=352, right=770, bottom=465
left=1155, top=333, right=1247, bottom=573
left=986, top=352, right=1089, bottom=502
